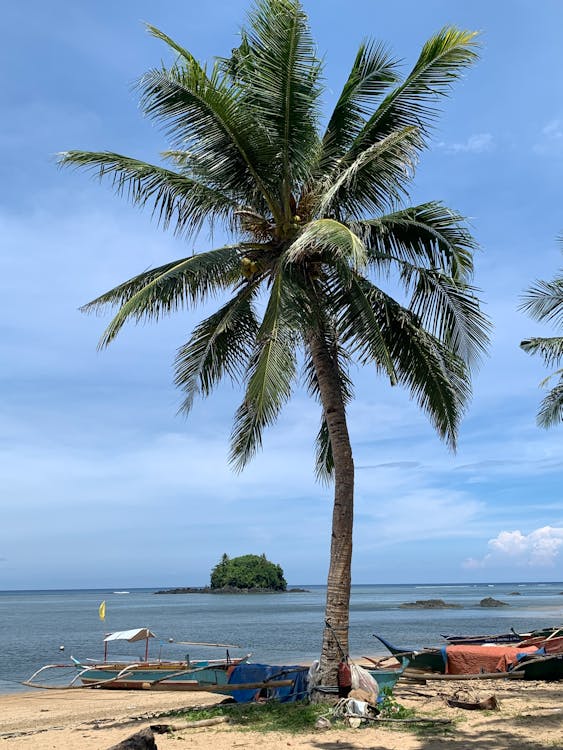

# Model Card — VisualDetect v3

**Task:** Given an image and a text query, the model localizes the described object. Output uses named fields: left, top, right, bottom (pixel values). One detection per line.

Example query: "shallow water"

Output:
left=2, top=582, right=562, bottom=693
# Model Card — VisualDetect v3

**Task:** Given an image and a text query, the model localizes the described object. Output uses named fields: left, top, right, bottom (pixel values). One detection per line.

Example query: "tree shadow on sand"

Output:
left=310, top=699, right=562, bottom=750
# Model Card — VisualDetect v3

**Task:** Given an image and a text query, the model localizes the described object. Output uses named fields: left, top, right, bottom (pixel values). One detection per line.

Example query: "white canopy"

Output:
left=104, top=628, right=156, bottom=643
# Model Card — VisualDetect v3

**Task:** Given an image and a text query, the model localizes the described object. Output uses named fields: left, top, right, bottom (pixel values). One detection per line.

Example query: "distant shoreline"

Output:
left=153, top=586, right=310, bottom=594
left=1, top=581, right=562, bottom=593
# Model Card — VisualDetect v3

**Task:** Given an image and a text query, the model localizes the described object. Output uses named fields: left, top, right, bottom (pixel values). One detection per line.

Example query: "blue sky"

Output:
left=2, top=0, right=563, bottom=589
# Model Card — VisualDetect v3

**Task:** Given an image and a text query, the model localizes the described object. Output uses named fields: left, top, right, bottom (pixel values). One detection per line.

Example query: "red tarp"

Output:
left=446, top=645, right=539, bottom=675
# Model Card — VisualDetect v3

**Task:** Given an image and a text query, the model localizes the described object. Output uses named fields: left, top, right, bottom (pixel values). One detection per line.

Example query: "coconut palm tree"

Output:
left=520, top=242, right=563, bottom=427
left=60, top=0, right=489, bottom=687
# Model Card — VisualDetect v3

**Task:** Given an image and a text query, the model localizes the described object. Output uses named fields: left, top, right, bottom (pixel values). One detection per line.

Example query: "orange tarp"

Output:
left=446, top=645, right=539, bottom=675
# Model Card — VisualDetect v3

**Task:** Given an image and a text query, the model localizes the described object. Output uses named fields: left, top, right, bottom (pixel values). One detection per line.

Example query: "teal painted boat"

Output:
left=373, top=633, right=445, bottom=673
left=23, top=627, right=250, bottom=691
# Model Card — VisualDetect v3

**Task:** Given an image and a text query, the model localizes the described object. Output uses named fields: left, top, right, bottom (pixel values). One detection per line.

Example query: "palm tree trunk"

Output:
left=308, top=332, right=354, bottom=689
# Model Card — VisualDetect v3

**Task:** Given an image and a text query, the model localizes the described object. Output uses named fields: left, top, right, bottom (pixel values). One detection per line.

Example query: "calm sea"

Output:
left=1, top=582, right=562, bottom=694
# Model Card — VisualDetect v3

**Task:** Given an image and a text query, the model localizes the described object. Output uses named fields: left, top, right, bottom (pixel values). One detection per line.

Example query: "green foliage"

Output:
left=520, top=240, right=563, bottom=428
left=60, top=2, right=489, bottom=473
left=210, top=553, right=287, bottom=590
left=174, top=700, right=330, bottom=733
left=378, top=686, right=416, bottom=719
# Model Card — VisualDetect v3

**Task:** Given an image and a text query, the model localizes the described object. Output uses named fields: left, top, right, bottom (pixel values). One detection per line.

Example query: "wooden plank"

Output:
left=402, top=670, right=524, bottom=682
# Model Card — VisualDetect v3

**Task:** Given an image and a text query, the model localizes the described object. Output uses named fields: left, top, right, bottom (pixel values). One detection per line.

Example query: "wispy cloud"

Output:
left=533, top=119, right=563, bottom=155
left=437, top=133, right=494, bottom=154
left=463, top=526, right=563, bottom=569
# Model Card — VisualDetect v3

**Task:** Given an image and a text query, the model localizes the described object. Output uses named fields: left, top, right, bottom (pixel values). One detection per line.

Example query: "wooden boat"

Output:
left=23, top=628, right=251, bottom=691
left=372, top=633, right=445, bottom=673
left=510, top=652, right=563, bottom=681
left=361, top=655, right=410, bottom=690
left=373, top=633, right=563, bottom=681
left=441, top=631, right=521, bottom=645
left=442, top=625, right=563, bottom=647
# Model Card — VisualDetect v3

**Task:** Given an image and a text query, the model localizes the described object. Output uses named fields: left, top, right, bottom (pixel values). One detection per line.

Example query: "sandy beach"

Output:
left=1, top=679, right=562, bottom=750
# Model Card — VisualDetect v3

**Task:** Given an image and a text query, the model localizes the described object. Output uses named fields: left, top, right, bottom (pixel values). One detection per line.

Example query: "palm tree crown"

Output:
left=60, top=0, right=489, bottom=684
left=521, top=241, right=563, bottom=427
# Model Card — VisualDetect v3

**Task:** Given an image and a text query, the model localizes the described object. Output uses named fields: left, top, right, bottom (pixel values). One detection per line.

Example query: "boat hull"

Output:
left=512, top=654, right=563, bottom=681
left=79, top=665, right=232, bottom=690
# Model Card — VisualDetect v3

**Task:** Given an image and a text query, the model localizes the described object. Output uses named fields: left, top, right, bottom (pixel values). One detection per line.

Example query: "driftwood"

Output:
left=446, top=695, right=499, bottom=710
left=107, top=728, right=157, bottom=750
left=368, top=716, right=452, bottom=725
left=151, top=716, right=230, bottom=732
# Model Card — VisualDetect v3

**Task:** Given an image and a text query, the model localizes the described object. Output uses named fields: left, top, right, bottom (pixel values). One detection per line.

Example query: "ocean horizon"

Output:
left=2, top=581, right=562, bottom=694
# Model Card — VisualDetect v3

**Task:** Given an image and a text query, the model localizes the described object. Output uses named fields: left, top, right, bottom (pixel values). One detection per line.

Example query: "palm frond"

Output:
left=536, top=380, right=563, bottom=428
left=175, top=285, right=259, bottom=413
left=344, top=27, right=479, bottom=167
left=287, top=219, right=367, bottom=270
left=317, top=40, right=399, bottom=173
left=138, top=55, right=281, bottom=219
left=230, top=270, right=298, bottom=470
left=355, top=282, right=470, bottom=448
left=520, top=336, right=563, bottom=368
left=82, top=245, right=249, bottom=347
left=58, top=151, right=236, bottom=237
left=145, top=24, right=200, bottom=66
left=520, top=276, right=563, bottom=327
left=315, top=419, right=334, bottom=483
left=328, top=271, right=398, bottom=382
left=359, top=201, right=476, bottom=279
left=237, top=0, right=322, bottom=209
left=403, top=266, right=489, bottom=365
left=317, top=126, right=422, bottom=219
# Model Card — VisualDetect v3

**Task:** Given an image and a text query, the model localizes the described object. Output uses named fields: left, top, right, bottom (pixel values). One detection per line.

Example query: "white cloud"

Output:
left=463, top=526, right=563, bottom=569
left=437, top=133, right=494, bottom=154
left=533, top=119, right=563, bottom=155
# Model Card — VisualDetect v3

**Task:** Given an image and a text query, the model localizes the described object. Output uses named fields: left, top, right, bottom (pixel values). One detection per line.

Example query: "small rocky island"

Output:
left=155, top=553, right=309, bottom=594
left=399, top=598, right=463, bottom=609
left=479, top=596, right=509, bottom=607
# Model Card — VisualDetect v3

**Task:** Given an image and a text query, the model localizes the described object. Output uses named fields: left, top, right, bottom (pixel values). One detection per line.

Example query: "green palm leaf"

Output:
left=536, top=381, right=563, bottom=428
left=82, top=246, right=246, bottom=347
left=139, top=55, right=281, bottom=219
left=237, top=0, right=322, bottom=211
left=317, top=40, right=399, bottom=173
left=343, top=27, right=479, bottom=168
left=520, top=245, right=563, bottom=427
left=287, top=219, right=367, bottom=270
left=403, top=267, right=488, bottom=365
left=58, top=151, right=236, bottom=237
left=520, top=277, right=563, bottom=327
left=520, top=336, right=563, bottom=368
left=360, top=201, right=476, bottom=279
left=317, top=126, right=422, bottom=219
left=354, top=280, right=470, bottom=447
left=328, top=272, right=397, bottom=382
left=175, top=286, right=259, bottom=413
left=230, top=270, right=297, bottom=470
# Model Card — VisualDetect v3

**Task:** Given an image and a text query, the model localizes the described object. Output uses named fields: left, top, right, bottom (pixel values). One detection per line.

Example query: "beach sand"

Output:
left=1, top=679, right=562, bottom=749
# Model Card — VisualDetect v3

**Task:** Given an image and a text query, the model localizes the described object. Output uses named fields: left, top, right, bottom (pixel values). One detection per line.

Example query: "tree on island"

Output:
left=60, top=0, right=488, bottom=687
left=520, top=240, right=563, bottom=427
left=210, top=553, right=287, bottom=590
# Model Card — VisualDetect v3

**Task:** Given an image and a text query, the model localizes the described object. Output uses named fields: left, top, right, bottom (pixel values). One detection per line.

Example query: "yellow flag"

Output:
left=98, top=601, right=106, bottom=621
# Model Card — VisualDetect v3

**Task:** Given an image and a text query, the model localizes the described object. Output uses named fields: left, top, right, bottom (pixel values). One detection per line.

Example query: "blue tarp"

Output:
left=226, top=663, right=309, bottom=703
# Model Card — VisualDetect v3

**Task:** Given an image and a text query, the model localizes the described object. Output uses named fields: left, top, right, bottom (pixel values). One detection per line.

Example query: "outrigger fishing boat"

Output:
left=373, top=630, right=563, bottom=681
left=23, top=628, right=252, bottom=691
left=441, top=625, right=563, bottom=646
